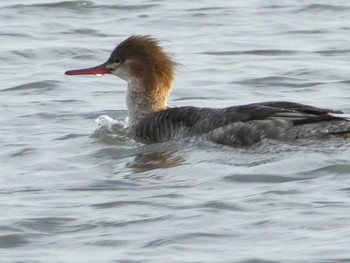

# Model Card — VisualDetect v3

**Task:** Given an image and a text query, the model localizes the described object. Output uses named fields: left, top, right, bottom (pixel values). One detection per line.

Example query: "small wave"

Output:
left=68, top=29, right=108, bottom=38
left=1, top=80, right=59, bottom=93
left=0, top=234, right=28, bottom=248
left=202, top=200, right=245, bottom=211
left=315, top=49, right=350, bottom=56
left=55, top=133, right=87, bottom=141
left=4, top=1, right=94, bottom=9
left=337, top=80, right=350, bottom=85
left=235, top=76, right=322, bottom=88
left=10, top=147, right=36, bottom=158
left=223, top=174, right=307, bottom=184
left=203, top=50, right=300, bottom=56
left=16, top=217, right=77, bottom=234
left=295, top=4, right=350, bottom=12
left=0, top=32, right=31, bottom=38
left=301, top=163, right=350, bottom=176
left=4, top=1, right=159, bottom=12
left=67, top=179, right=139, bottom=192
left=144, top=232, right=231, bottom=248
left=287, top=29, right=329, bottom=35
left=91, top=200, right=160, bottom=209
left=10, top=49, right=37, bottom=59
left=240, top=259, right=280, bottom=263
left=20, top=112, right=74, bottom=120
left=99, top=4, right=159, bottom=10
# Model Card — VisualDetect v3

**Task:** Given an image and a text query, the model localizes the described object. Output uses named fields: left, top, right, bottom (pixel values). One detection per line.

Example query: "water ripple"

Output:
left=1, top=80, right=59, bottom=93
left=4, top=1, right=94, bottom=9
left=203, top=50, right=301, bottom=56
left=16, top=217, right=77, bottom=234
left=100, top=215, right=171, bottom=228
left=144, top=232, right=232, bottom=248
left=235, top=76, right=322, bottom=88
left=301, top=163, right=350, bottom=176
left=0, top=234, right=28, bottom=248
left=223, top=174, right=308, bottom=183
left=296, top=4, right=350, bottom=12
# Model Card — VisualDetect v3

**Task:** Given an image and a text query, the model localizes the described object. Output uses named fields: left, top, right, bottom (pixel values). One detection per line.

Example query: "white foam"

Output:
left=95, top=115, right=128, bottom=133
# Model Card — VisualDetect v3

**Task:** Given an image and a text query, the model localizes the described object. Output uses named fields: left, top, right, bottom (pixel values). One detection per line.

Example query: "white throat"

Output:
left=126, top=80, right=155, bottom=127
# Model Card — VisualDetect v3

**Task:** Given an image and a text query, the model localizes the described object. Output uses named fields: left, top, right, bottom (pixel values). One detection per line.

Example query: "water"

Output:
left=1, top=0, right=350, bottom=262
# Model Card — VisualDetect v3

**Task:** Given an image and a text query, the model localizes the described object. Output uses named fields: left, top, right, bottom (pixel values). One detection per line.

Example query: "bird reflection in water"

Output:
left=127, top=151, right=184, bottom=173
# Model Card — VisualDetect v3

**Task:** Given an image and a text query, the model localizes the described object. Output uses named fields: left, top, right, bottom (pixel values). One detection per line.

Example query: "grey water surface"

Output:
left=1, top=0, right=350, bottom=262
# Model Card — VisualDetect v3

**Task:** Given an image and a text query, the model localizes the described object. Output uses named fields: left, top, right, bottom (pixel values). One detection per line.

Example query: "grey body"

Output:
left=131, top=101, right=350, bottom=147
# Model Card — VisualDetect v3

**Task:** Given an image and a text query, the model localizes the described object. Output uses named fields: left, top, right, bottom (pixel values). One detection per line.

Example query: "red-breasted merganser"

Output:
left=65, top=35, right=350, bottom=147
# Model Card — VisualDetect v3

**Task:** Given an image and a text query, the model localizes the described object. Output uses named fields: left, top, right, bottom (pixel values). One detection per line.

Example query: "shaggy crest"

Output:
left=107, top=35, right=177, bottom=95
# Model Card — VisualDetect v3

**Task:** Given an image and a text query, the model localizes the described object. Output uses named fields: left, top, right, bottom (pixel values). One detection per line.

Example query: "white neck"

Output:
left=127, top=82, right=148, bottom=127
left=126, top=80, right=168, bottom=127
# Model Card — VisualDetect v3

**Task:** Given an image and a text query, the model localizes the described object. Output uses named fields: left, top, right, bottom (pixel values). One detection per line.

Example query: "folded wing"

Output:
left=132, top=101, right=350, bottom=146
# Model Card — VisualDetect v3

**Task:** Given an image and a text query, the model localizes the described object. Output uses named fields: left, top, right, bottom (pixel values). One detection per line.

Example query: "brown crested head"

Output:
left=64, top=36, right=177, bottom=112
left=106, top=35, right=177, bottom=94
left=64, top=36, right=178, bottom=123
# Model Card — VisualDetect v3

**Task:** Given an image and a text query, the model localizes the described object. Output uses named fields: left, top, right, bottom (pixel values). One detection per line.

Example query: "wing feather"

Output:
left=132, top=101, right=349, bottom=144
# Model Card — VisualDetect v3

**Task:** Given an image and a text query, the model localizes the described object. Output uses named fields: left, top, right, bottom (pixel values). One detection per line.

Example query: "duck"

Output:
left=65, top=35, right=350, bottom=147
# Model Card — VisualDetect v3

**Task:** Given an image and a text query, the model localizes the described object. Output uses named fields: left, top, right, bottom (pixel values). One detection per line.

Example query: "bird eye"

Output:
left=114, top=57, right=121, bottom=64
